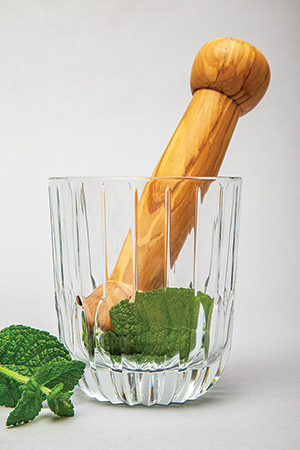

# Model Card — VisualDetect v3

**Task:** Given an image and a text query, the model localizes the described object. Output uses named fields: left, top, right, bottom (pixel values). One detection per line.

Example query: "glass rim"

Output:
left=48, top=175, right=242, bottom=183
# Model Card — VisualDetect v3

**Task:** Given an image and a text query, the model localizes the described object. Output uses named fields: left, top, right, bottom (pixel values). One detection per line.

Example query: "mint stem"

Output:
left=0, top=364, right=51, bottom=396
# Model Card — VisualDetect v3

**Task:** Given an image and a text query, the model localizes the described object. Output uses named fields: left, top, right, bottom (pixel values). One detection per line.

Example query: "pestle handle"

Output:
left=83, top=37, right=270, bottom=331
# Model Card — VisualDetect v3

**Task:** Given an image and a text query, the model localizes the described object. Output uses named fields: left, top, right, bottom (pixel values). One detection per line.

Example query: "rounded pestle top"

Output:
left=190, top=37, right=270, bottom=116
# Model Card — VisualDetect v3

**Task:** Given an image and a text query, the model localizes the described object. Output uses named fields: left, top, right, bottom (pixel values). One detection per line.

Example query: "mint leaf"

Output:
left=199, top=291, right=214, bottom=359
left=6, top=380, right=43, bottom=427
left=0, top=326, right=66, bottom=408
left=33, top=360, right=86, bottom=392
left=82, top=312, right=96, bottom=356
left=100, top=288, right=214, bottom=361
left=109, top=299, right=141, bottom=354
left=101, top=330, right=122, bottom=355
left=0, top=325, right=71, bottom=408
left=47, top=384, right=74, bottom=417
left=0, top=366, right=25, bottom=408
left=0, top=325, right=71, bottom=367
left=0, top=325, right=85, bottom=427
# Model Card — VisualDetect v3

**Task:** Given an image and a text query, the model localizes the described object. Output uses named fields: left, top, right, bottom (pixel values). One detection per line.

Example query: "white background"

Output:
left=0, top=0, right=299, bottom=448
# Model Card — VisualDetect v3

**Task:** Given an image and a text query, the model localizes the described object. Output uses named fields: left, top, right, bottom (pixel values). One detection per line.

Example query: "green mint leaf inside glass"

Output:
left=99, top=287, right=214, bottom=362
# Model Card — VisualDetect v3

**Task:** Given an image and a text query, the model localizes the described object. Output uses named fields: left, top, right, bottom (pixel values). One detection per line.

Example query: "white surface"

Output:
left=0, top=0, right=299, bottom=448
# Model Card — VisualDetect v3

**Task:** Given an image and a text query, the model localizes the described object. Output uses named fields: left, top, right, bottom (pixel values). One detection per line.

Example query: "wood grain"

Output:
left=81, top=37, right=270, bottom=331
left=190, top=37, right=270, bottom=115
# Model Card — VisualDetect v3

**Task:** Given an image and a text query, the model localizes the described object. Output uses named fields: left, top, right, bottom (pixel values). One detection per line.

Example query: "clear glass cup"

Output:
left=48, top=176, right=242, bottom=406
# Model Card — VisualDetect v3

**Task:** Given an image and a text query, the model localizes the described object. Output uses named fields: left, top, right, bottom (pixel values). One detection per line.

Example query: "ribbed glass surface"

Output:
left=48, top=176, right=241, bottom=405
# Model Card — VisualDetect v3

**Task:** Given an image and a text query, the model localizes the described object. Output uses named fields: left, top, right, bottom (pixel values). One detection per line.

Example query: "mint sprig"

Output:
left=0, top=325, right=85, bottom=427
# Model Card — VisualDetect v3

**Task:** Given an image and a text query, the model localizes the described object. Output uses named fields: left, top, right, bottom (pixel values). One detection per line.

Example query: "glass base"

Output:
left=78, top=350, right=230, bottom=406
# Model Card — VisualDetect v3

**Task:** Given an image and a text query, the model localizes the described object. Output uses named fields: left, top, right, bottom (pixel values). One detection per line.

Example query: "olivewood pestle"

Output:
left=81, top=37, right=270, bottom=331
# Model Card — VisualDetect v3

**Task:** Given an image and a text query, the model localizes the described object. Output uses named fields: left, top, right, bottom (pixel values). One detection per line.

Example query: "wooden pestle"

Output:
left=81, top=37, right=270, bottom=331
